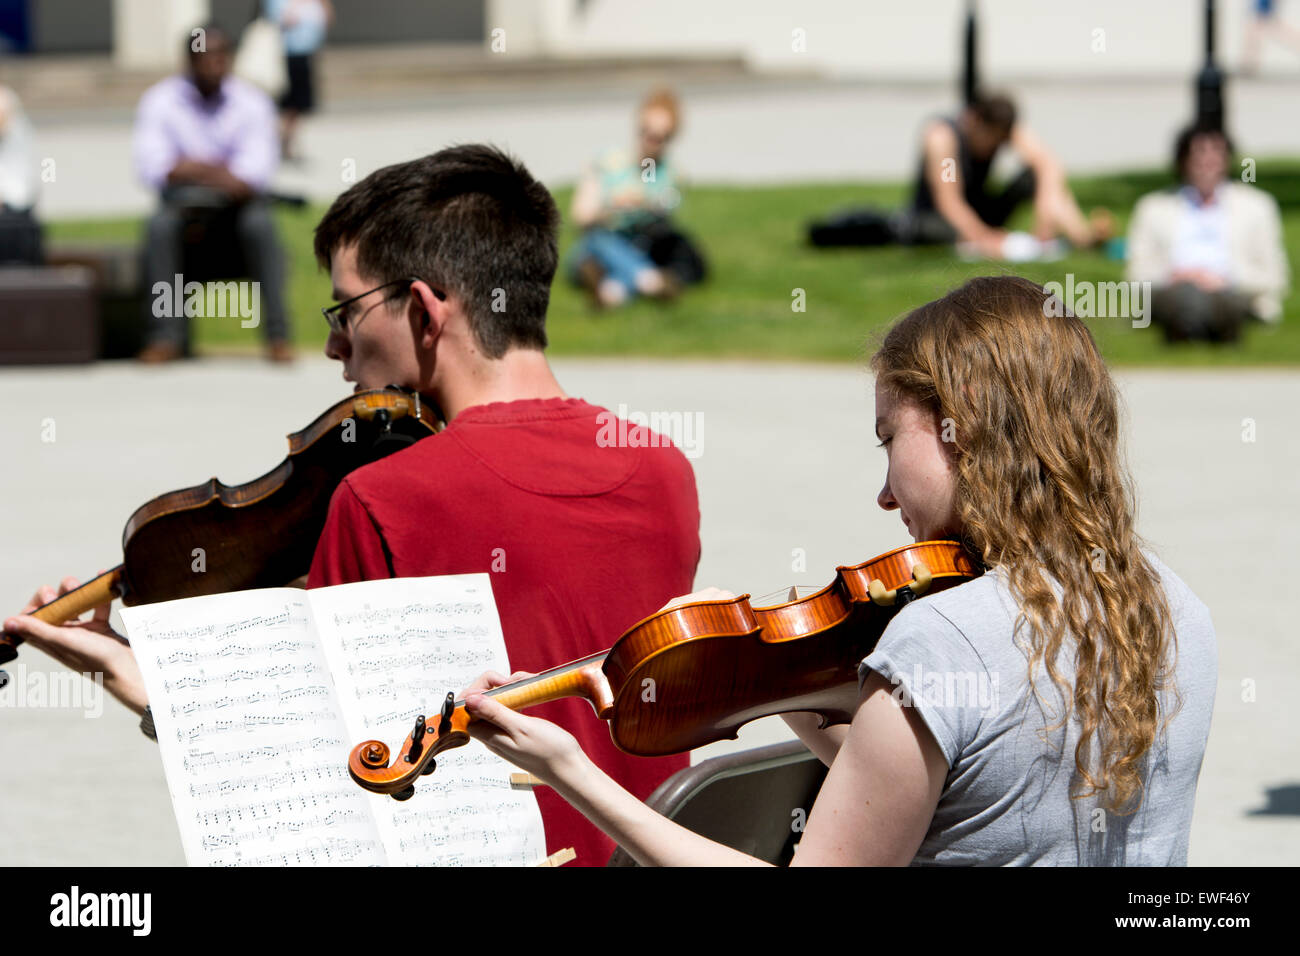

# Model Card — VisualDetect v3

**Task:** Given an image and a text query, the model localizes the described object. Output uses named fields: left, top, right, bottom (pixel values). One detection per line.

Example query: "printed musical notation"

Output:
left=238, top=837, right=382, bottom=868
left=124, top=592, right=386, bottom=867
left=310, top=576, right=547, bottom=866
left=189, top=761, right=348, bottom=798
left=165, top=661, right=324, bottom=693
left=122, top=575, right=547, bottom=868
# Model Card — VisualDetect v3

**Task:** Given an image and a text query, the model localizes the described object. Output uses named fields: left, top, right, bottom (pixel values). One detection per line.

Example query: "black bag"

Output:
left=806, top=207, right=898, bottom=247
left=624, top=218, right=708, bottom=286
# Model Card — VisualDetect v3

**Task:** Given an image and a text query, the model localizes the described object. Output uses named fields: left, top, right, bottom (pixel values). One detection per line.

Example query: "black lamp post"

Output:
left=962, top=0, right=978, bottom=104
left=1195, top=0, right=1225, bottom=130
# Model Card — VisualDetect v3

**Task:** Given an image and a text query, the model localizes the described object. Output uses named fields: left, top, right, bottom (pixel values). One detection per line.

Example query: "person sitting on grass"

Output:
left=0, top=85, right=42, bottom=265
left=569, top=88, right=706, bottom=309
left=133, top=23, right=291, bottom=363
left=1126, top=123, right=1289, bottom=344
left=809, top=93, right=1112, bottom=260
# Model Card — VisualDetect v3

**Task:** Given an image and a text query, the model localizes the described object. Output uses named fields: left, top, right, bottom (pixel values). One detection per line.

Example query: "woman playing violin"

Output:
left=460, top=275, right=1218, bottom=866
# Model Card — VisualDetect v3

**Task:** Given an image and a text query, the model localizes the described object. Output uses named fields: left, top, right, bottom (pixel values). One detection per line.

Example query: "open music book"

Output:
left=120, top=574, right=547, bottom=867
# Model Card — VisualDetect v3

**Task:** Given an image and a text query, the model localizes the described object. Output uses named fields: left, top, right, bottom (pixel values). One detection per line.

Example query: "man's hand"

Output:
left=1087, top=207, right=1116, bottom=244
left=973, top=231, right=1009, bottom=260
left=4, top=578, right=149, bottom=716
left=166, top=159, right=254, bottom=202
left=1170, top=268, right=1228, bottom=292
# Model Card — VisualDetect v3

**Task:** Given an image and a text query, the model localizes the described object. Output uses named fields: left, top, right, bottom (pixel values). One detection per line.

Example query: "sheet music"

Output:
left=123, top=591, right=386, bottom=866
left=310, top=575, right=547, bottom=867
left=123, top=575, right=547, bottom=867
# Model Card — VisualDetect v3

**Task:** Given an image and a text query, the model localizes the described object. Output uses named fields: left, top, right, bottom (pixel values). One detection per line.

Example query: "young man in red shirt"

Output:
left=9, top=145, right=701, bottom=866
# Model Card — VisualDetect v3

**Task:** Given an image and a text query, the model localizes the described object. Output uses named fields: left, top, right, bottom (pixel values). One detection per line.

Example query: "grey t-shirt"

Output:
left=859, top=552, right=1217, bottom=866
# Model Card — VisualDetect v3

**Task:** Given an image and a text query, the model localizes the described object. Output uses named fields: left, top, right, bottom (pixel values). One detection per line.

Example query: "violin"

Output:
left=348, top=540, right=980, bottom=800
left=0, top=388, right=440, bottom=666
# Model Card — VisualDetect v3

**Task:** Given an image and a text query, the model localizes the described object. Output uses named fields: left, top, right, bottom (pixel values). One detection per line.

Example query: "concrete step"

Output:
left=0, top=43, right=762, bottom=114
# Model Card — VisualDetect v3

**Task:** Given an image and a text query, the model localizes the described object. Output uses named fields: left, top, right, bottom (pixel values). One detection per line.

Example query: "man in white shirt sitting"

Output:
left=0, top=85, right=41, bottom=265
left=1127, top=125, right=1290, bottom=343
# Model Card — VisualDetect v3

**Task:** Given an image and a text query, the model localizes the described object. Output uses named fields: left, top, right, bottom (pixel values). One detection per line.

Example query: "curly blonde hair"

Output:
left=871, top=276, right=1179, bottom=814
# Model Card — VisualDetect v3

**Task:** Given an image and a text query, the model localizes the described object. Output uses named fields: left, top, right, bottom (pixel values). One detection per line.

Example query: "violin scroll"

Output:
left=349, top=692, right=473, bottom=798
left=349, top=654, right=615, bottom=799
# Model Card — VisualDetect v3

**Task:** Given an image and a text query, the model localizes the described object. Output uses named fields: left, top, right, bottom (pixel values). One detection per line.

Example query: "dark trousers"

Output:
left=808, top=168, right=1038, bottom=247
left=1150, top=282, right=1252, bottom=344
left=0, top=205, right=43, bottom=265
left=143, top=187, right=288, bottom=350
left=895, top=167, right=1039, bottom=245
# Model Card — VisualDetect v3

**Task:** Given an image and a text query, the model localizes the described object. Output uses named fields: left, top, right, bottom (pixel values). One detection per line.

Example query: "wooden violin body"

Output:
left=349, top=540, right=980, bottom=798
left=0, top=388, right=439, bottom=665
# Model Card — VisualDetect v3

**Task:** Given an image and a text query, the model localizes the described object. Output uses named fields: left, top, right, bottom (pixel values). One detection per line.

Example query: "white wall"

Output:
left=489, top=0, right=1296, bottom=79
left=114, top=0, right=210, bottom=69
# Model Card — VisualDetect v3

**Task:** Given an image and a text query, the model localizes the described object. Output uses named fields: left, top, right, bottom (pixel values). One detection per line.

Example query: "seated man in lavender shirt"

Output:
left=133, top=23, right=291, bottom=362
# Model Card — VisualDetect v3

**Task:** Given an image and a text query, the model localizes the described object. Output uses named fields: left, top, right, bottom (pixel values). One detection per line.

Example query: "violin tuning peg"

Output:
left=421, top=759, right=437, bottom=776
left=391, top=786, right=416, bottom=802
left=439, top=691, right=455, bottom=735
left=405, top=715, right=426, bottom=764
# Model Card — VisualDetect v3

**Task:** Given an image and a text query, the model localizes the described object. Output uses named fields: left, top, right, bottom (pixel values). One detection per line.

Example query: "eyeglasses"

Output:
left=322, top=277, right=445, bottom=334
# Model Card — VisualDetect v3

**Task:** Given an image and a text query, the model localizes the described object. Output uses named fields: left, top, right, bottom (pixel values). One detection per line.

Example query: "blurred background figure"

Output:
left=808, top=92, right=1113, bottom=260
left=569, top=88, right=707, bottom=309
left=1127, top=124, right=1289, bottom=344
left=0, top=84, right=42, bottom=265
left=1242, top=0, right=1300, bottom=73
left=263, top=0, right=332, bottom=161
left=132, top=23, right=291, bottom=363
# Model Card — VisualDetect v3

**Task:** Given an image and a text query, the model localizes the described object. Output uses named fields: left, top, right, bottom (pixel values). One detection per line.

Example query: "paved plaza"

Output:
left=0, top=356, right=1296, bottom=866
left=2, top=63, right=1297, bottom=867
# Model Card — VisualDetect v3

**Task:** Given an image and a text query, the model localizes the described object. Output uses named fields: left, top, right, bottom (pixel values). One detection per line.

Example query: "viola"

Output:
left=0, top=388, right=440, bottom=666
left=348, top=540, right=980, bottom=800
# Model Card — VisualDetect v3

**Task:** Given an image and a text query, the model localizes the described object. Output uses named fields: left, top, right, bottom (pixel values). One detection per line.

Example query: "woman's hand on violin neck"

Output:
left=658, top=587, right=736, bottom=613
left=4, top=577, right=149, bottom=717
left=463, top=685, right=585, bottom=787
left=460, top=668, right=533, bottom=697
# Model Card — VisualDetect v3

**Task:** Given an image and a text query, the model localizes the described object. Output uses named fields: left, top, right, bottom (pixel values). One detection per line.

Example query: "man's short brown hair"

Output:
left=314, top=144, right=559, bottom=358
left=970, top=93, right=1017, bottom=138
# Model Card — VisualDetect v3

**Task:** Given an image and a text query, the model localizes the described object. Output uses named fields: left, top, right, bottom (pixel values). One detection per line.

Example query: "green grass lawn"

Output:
left=49, top=162, right=1300, bottom=366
